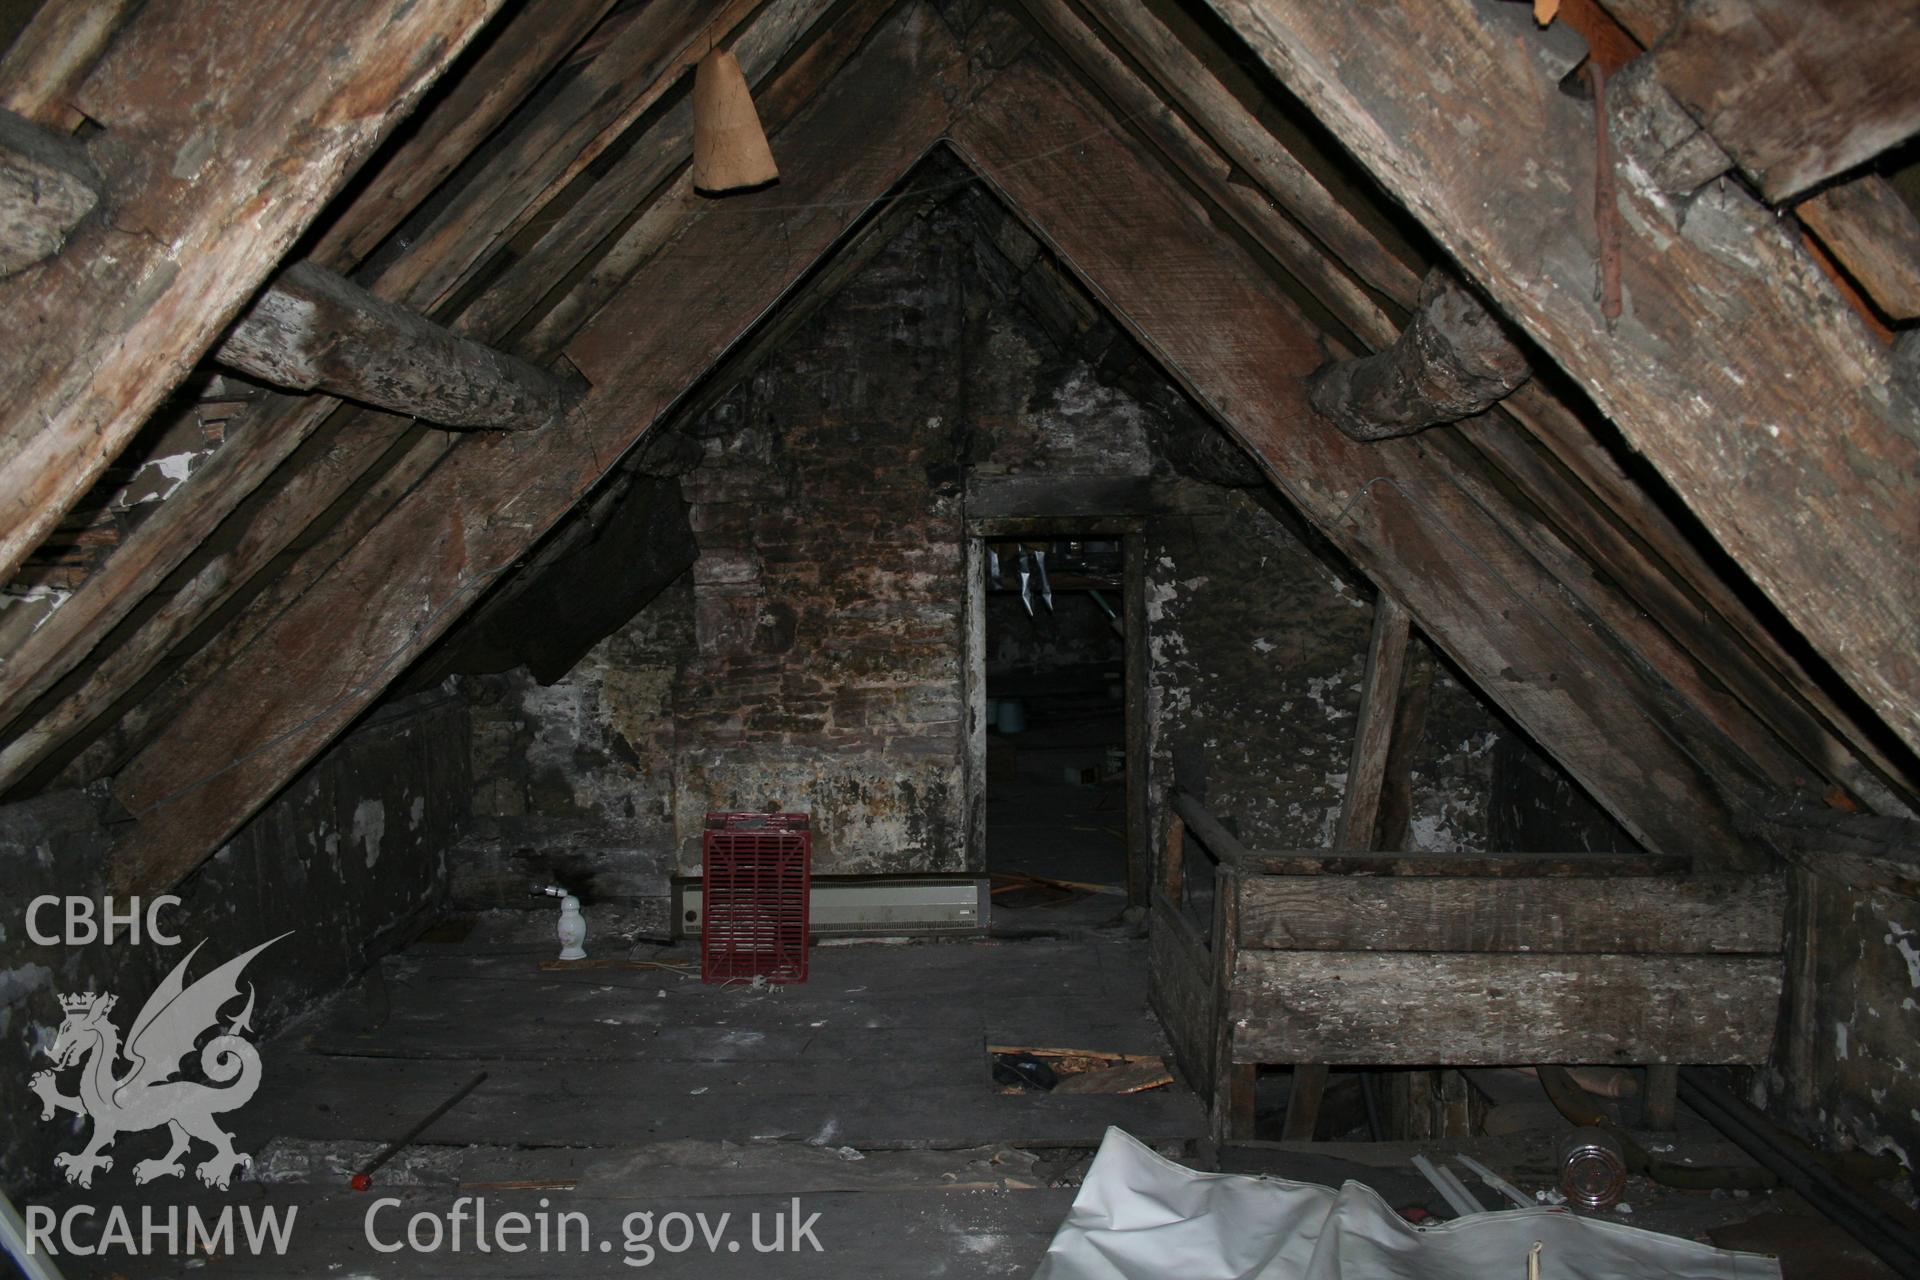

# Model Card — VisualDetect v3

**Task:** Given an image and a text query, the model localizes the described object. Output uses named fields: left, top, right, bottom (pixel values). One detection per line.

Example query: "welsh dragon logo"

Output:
left=31, top=934, right=287, bottom=1190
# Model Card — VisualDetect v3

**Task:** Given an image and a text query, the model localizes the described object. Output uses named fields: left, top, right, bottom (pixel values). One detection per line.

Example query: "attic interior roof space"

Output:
left=2, top=0, right=1920, bottom=1273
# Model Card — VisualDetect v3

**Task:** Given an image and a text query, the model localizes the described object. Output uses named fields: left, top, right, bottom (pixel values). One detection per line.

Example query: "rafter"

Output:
left=950, top=47, right=1770, bottom=865
left=8, top=0, right=895, bottom=799
left=1204, top=0, right=1920, bottom=761
left=0, top=0, right=851, bottom=793
left=106, top=2, right=976, bottom=893
left=1652, top=0, right=1920, bottom=203
left=1021, top=0, right=1908, bottom=815
left=0, top=0, right=506, bottom=585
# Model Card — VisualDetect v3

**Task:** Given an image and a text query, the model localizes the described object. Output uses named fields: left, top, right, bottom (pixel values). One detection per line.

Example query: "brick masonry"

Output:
left=464, top=167, right=1626, bottom=892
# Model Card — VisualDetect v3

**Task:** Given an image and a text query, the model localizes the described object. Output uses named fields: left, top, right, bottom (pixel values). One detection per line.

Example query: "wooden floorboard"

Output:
left=20, top=927, right=1192, bottom=1276
left=22, top=922, right=1818, bottom=1275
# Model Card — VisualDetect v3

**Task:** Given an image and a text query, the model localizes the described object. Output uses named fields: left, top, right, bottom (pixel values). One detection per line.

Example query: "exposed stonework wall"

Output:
left=668, top=211, right=974, bottom=875
left=1772, top=872, right=1920, bottom=1195
left=459, top=576, right=692, bottom=908
left=1145, top=489, right=1373, bottom=848
left=1143, top=495, right=1633, bottom=853
left=0, top=691, right=467, bottom=1193
left=458, top=169, right=1634, bottom=901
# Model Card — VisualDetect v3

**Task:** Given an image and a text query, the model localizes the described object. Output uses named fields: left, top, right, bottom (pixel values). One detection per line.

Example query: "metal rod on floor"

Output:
left=1676, top=1070, right=1920, bottom=1278
left=1411, top=1153, right=1484, bottom=1217
left=1455, top=1153, right=1534, bottom=1210
left=350, top=1069, right=489, bottom=1191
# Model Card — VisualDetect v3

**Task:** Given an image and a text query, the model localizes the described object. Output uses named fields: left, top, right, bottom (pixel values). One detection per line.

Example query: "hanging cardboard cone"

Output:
left=693, top=48, right=778, bottom=196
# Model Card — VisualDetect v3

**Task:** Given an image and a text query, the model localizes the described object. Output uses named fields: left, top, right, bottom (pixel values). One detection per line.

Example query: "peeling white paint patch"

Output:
left=1252, top=637, right=1275, bottom=654
left=1885, top=920, right=1920, bottom=988
left=0, top=963, right=53, bottom=1009
left=409, top=795, right=426, bottom=830
left=115, top=449, right=207, bottom=510
left=353, top=799, right=386, bottom=869
left=1836, top=1022, right=1850, bottom=1061
left=1411, top=813, right=1471, bottom=853
left=0, top=584, right=74, bottom=631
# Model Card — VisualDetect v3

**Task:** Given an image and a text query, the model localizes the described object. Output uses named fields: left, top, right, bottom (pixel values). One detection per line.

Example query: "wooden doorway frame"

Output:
left=964, top=513, right=1149, bottom=906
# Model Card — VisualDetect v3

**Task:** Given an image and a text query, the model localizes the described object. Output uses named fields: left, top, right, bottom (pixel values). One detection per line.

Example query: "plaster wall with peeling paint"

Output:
left=1773, top=873, right=1920, bottom=1198
left=0, top=691, right=468, bottom=1191
left=455, top=175, right=1632, bottom=924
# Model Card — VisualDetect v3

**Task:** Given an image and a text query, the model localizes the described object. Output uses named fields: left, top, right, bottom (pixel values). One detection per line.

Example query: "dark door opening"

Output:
left=973, top=534, right=1135, bottom=917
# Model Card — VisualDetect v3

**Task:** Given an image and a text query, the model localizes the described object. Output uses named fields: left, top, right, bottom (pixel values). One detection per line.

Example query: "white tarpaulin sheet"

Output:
left=1032, top=1128, right=1782, bottom=1280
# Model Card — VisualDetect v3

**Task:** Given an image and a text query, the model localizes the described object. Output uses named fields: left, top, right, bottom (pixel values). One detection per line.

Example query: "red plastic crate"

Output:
left=701, top=811, right=811, bottom=984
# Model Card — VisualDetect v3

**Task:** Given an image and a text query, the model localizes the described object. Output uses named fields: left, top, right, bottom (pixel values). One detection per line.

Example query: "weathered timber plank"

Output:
left=1209, top=866, right=1249, bottom=1141
left=1798, top=174, right=1920, bottom=323
left=0, top=0, right=505, bottom=585
left=458, top=0, right=843, bottom=343
left=1228, top=951, right=1784, bottom=1065
left=1036, top=0, right=1879, bottom=808
left=1230, top=850, right=1689, bottom=877
left=1594, top=0, right=1677, bottom=44
left=953, top=56, right=1762, bottom=863
left=1653, top=0, right=1920, bottom=202
left=0, top=0, right=140, bottom=131
left=1236, top=873, right=1786, bottom=953
left=1060, top=0, right=1422, bottom=306
left=1334, top=594, right=1411, bottom=850
left=1308, top=270, right=1530, bottom=440
left=1205, top=0, right=1920, bottom=758
left=0, top=108, right=98, bottom=276
left=1147, top=891, right=1216, bottom=1104
left=307, top=0, right=621, bottom=271
left=218, top=262, right=571, bottom=430
left=35, top=0, right=894, bottom=791
left=107, top=5, right=969, bottom=891
left=393, top=0, right=765, bottom=316
left=1162, top=813, right=1186, bottom=905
